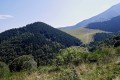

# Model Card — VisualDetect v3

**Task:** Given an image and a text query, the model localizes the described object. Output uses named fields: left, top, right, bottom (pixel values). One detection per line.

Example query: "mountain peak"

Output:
left=111, top=3, right=120, bottom=8
left=61, top=3, right=120, bottom=30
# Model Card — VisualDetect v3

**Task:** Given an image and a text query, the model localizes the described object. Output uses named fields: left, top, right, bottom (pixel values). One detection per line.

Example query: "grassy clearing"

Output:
left=62, top=27, right=107, bottom=44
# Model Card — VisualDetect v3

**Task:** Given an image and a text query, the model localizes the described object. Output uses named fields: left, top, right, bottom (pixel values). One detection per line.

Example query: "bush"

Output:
left=87, top=52, right=99, bottom=63
left=115, top=47, right=120, bottom=55
left=9, top=55, right=37, bottom=72
left=22, top=60, right=37, bottom=71
left=87, top=47, right=116, bottom=63
left=0, top=62, right=10, bottom=78
left=54, top=47, right=83, bottom=65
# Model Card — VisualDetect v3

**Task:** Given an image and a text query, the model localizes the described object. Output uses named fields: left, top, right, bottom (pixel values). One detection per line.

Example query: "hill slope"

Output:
left=0, top=22, right=81, bottom=65
left=62, top=14, right=120, bottom=44
left=60, top=3, right=120, bottom=30
left=62, top=27, right=108, bottom=44
left=86, top=16, right=120, bottom=32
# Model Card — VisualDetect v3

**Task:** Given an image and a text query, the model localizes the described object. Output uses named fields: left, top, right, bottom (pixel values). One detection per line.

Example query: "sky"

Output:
left=0, top=0, right=120, bottom=32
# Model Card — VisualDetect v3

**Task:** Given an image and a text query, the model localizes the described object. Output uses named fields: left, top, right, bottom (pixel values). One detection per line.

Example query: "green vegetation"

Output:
left=0, top=22, right=120, bottom=80
left=0, top=62, right=10, bottom=79
left=37, top=46, right=120, bottom=80
left=9, top=55, right=37, bottom=72
left=0, top=44, right=120, bottom=80
left=62, top=27, right=108, bottom=44
left=53, top=47, right=89, bottom=66
left=0, top=22, right=81, bottom=66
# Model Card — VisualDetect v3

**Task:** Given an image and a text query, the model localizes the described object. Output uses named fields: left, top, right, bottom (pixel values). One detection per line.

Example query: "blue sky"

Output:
left=0, top=0, right=120, bottom=32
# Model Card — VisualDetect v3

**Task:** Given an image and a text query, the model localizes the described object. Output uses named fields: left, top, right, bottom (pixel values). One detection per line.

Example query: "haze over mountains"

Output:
left=60, top=3, right=120, bottom=30
left=60, top=3, right=120, bottom=44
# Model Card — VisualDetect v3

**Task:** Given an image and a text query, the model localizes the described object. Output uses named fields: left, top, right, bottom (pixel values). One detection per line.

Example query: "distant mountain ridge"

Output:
left=60, top=3, right=120, bottom=30
left=86, top=15, right=120, bottom=32
left=62, top=15, right=120, bottom=43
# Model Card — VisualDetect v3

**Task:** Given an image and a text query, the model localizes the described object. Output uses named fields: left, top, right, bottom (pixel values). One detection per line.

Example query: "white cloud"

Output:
left=0, top=15, right=13, bottom=19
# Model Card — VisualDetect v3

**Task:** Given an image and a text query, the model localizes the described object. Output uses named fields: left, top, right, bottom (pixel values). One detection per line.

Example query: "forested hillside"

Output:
left=0, top=34, right=120, bottom=80
left=0, top=22, right=120, bottom=80
left=93, top=33, right=113, bottom=42
left=0, top=22, right=81, bottom=65
left=88, top=34, right=120, bottom=51
left=1, top=1, right=120, bottom=80
left=86, top=16, right=120, bottom=32
left=98, top=34, right=120, bottom=47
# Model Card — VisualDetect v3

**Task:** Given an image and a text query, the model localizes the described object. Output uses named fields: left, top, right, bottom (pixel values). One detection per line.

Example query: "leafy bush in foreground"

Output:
left=54, top=47, right=87, bottom=65
left=9, top=55, right=37, bottom=72
left=54, top=46, right=117, bottom=66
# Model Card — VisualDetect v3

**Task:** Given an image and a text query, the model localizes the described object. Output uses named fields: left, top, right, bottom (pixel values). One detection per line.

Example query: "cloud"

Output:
left=0, top=15, right=13, bottom=20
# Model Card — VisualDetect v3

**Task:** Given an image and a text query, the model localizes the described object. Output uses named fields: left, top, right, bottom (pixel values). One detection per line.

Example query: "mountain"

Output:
left=62, top=15, right=120, bottom=44
left=86, top=16, right=120, bottom=32
left=0, top=22, right=81, bottom=65
left=60, top=3, right=120, bottom=30
left=60, top=3, right=120, bottom=44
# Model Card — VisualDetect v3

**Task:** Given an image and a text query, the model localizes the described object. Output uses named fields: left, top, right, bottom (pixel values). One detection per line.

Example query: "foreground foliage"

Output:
left=0, top=46, right=120, bottom=80
left=0, top=34, right=120, bottom=80
left=9, top=55, right=37, bottom=72
left=0, top=62, right=10, bottom=79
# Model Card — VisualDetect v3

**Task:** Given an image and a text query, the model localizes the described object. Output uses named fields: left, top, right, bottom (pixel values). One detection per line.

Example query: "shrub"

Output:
left=0, top=62, right=10, bottom=78
left=22, top=60, right=37, bottom=71
left=115, top=47, right=120, bottom=55
left=54, top=47, right=83, bottom=65
left=9, top=55, right=37, bottom=72
left=87, top=52, right=99, bottom=63
left=72, top=58, right=82, bottom=66
left=114, top=41, right=120, bottom=47
left=87, top=47, right=115, bottom=63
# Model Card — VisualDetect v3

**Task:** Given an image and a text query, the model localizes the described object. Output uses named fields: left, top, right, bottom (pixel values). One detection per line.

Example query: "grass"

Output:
left=1, top=47, right=120, bottom=80
left=5, top=62, right=120, bottom=80
left=62, top=27, right=108, bottom=44
left=2, top=55, right=119, bottom=80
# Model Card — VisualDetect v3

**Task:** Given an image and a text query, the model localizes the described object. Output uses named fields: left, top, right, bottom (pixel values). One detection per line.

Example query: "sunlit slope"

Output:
left=60, top=3, right=120, bottom=30
left=62, top=27, right=107, bottom=44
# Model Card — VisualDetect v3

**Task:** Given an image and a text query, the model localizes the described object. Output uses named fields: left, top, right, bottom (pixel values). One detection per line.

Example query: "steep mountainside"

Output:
left=0, top=22, right=81, bottom=65
left=86, top=16, right=120, bottom=32
left=60, top=3, right=120, bottom=44
left=60, top=3, right=120, bottom=30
